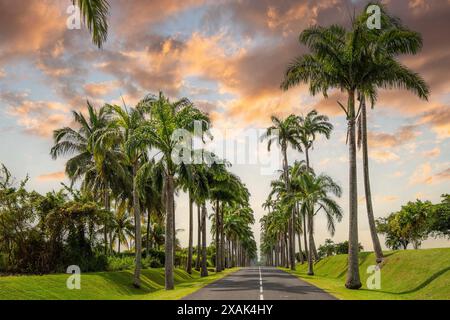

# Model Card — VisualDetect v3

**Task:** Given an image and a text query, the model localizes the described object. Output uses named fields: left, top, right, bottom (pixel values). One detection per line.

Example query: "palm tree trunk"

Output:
left=307, top=210, right=314, bottom=275
left=215, top=200, right=221, bottom=272
left=132, top=163, right=142, bottom=288
left=345, top=90, right=362, bottom=289
left=311, top=236, right=319, bottom=261
left=173, top=200, right=176, bottom=266
left=200, top=203, right=209, bottom=277
left=118, top=238, right=121, bottom=255
left=297, top=230, right=304, bottom=264
left=305, top=147, right=319, bottom=262
left=165, top=173, right=175, bottom=289
left=302, top=211, right=309, bottom=260
left=296, top=204, right=304, bottom=264
left=187, top=192, right=193, bottom=274
left=282, top=145, right=295, bottom=270
left=361, top=95, right=384, bottom=263
left=196, top=203, right=201, bottom=270
left=305, top=146, right=310, bottom=169
left=220, top=204, right=225, bottom=270
left=146, top=209, right=151, bottom=256
left=104, top=189, right=110, bottom=255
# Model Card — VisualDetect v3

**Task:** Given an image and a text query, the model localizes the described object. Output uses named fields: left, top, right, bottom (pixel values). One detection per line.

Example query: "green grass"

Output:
left=0, top=267, right=238, bottom=300
left=283, top=248, right=450, bottom=300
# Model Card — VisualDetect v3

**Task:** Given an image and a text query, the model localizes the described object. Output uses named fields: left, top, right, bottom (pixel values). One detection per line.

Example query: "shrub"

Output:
left=107, top=256, right=134, bottom=271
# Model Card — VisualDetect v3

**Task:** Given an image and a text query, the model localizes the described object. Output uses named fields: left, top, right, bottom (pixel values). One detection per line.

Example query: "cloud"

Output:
left=422, top=147, right=441, bottom=158
left=1, top=91, right=69, bottom=137
left=417, top=105, right=450, bottom=139
left=368, top=125, right=421, bottom=149
left=84, top=81, right=119, bottom=98
left=410, top=163, right=450, bottom=185
left=0, top=0, right=66, bottom=63
left=370, top=150, right=400, bottom=163
left=37, top=171, right=66, bottom=182
left=383, top=195, right=399, bottom=202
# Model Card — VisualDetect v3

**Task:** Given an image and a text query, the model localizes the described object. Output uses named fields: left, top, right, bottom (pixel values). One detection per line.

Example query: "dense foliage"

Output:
left=376, top=195, right=450, bottom=250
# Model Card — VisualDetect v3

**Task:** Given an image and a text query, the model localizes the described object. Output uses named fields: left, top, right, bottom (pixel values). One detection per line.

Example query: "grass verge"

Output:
left=0, top=267, right=239, bottom=300
left=282, top=248, right=450, bottom=300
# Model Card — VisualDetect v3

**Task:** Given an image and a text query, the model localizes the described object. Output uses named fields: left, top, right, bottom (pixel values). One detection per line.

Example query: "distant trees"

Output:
left=317, top=239, right=363, bottom=259
left=376, top=196, right=450, bottom=250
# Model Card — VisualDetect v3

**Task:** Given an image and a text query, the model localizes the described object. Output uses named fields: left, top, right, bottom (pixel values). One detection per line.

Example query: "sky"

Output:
left=0, top=0, right=449, bottom=252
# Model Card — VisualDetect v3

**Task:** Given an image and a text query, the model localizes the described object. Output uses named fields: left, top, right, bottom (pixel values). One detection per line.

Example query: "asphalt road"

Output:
left=183, top=267, right=337, bottom=300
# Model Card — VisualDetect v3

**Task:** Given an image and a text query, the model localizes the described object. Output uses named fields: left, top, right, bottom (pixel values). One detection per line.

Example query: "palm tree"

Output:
left=75, top=0, right=110, bottom=48
left=261, top=115, right=301, bottom=270
left=353, top=4, right=430, bottom=264
left=291, top=171, right=343, bottom=275
left=297, top=111, right=333, bottom=260
left=95, top=102, right=147, bottom=287
left=281, top=11, right=428, bottom=287
left=129, top=92, right=209, bottom=289
left=179, top=163, right=209, bottom=274
left=110, top=205, right=134, bottom=254
left=50, top=102, right=124, bottom=255
left=298, top=110, right=333, bottom=169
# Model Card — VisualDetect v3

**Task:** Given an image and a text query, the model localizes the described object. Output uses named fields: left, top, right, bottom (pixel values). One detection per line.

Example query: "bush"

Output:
left=107, top=256, right=135, bottom=271
left=143, top=257, right=163, bottom=268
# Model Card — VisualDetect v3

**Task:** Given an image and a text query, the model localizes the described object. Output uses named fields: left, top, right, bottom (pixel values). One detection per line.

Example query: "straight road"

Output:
left=183, top=267, right=337, bottom=300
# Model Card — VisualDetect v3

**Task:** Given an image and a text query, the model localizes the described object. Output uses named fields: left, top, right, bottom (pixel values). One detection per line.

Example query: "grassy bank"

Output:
left=283, top=248, right=450, bottom=300
left=0, top=267, right=238, bottom=300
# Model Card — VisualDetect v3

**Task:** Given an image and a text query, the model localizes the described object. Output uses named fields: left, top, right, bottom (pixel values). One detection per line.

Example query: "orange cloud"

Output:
left=84, top=81, right=119, bottom=98
left=422, top=147, right=441, bottom=158
left=1, top=91, right=69, bottom=137
left=417, top=106, right=450, bottom=139
left=370, top=150, right=400, bottom=163
left=410, top=163, right=450, bottom=185
left=368, top=125, right=421, bottom=149
left=37, top=171, right=66, bottom=182
left=0, top=0, right=65, bottom=63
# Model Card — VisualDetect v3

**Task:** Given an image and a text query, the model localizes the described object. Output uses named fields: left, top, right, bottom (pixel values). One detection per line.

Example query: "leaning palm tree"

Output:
left=75, top=0, right=110, bottom=48
left=353, top=3, right=430, bottom=264
left=261, top=115, right=301, bottom=270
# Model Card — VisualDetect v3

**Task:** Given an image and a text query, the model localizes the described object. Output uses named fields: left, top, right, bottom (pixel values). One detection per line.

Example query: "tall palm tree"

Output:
left=75, top=0, right=110, bottom=48
left=353, top=4, right=430, bottom=264
left=129, top=92, right=209, bottom=289
left=95, top=102, right=147, bottom=287
left=281, top=12, right=428, bottom=287
left=261, top=115, right=301, bottom=270
left=297, top=110, right=333, bottom=261
left=179, top=163, right=209, bottom=274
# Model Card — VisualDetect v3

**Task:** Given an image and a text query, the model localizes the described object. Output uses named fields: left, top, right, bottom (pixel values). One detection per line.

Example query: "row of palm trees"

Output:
left=51, top=93, right=256, bottom=290
left=260, top=111, right=342, bottom=275
left=70, top=1, right=430, bottom=290
left=261, top=3, right=429, bottom=289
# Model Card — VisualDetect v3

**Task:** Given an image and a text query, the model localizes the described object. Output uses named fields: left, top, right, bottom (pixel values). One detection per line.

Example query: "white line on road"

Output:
left=259, top=267, right=264, bottom=300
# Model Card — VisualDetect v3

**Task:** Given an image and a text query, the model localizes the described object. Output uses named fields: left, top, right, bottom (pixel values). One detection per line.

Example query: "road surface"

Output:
left=183, top=267, right=337, bottom=300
